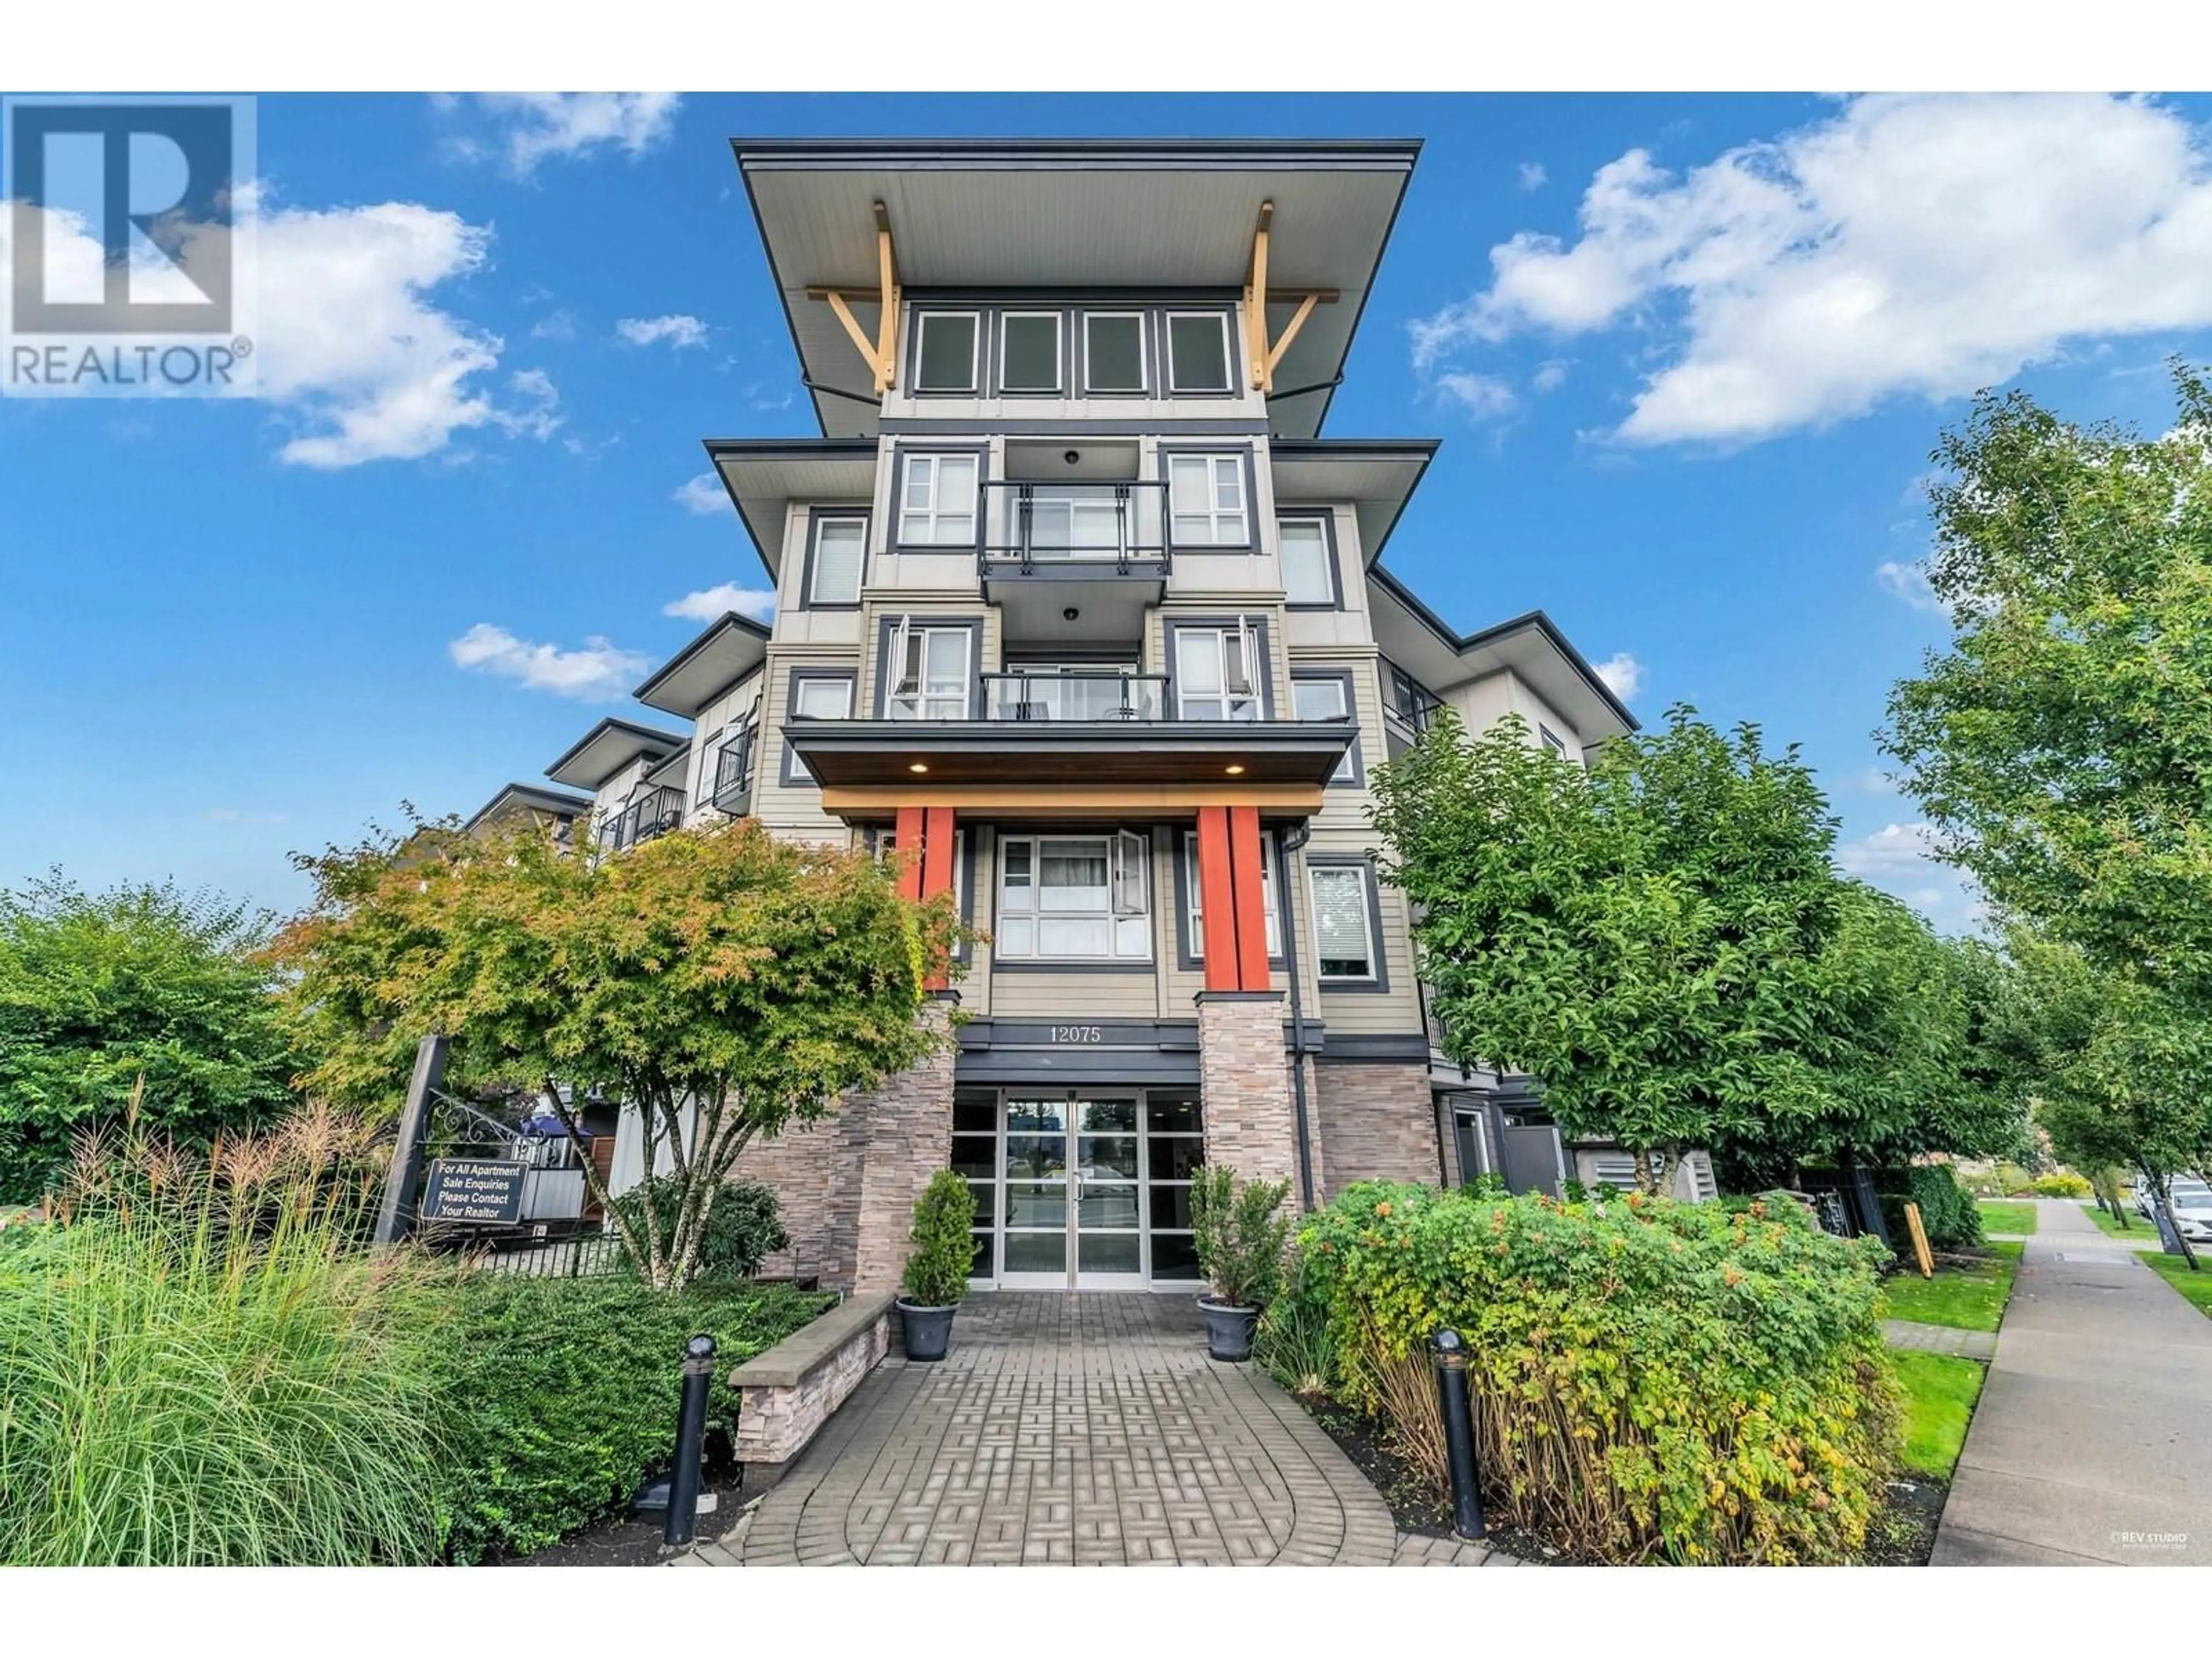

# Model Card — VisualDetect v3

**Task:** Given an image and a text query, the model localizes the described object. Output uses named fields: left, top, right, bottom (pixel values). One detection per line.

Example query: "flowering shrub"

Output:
left=1285, top=1181, right=1899, bottom=1564
left=2028, top=1171, right=2092, bottom=1198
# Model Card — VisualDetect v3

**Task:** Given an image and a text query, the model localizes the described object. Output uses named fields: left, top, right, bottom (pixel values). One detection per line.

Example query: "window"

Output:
left=1166, top=312, right=1232, bottom=393
left=1182, top=831, right=1281, bottom=957
left=914, top=312, right=979, bottom=393
left=782, top=673, right=854, bottom=785
left=898, top=453, right=980, bottom=546
left=997, top=831, right=1150, bottom=961
left=1278, top=517, right=1334, bottom=606
left=1383, top=660, right=1442, bottom=733
left=1083, top=312, right=1146, bottom=393
left=873, top=825, right=969, bottom=923
left=1291, top=675, right=1358, bottom=783
left=1173, top=622, right=1261, bottom=722
left=705, top=715, right=755, bottom=808
left=1166, top=453, right=1248, bottom=545
left=1308, top=863, right=1378, bottom=983
left=808, top=515, right=866, bottom=607
left=885, top=619, right=972, bottom=721
left=1539, top=724, right=1568, bottom=756
left=999, top=312, right=1062, bottom=394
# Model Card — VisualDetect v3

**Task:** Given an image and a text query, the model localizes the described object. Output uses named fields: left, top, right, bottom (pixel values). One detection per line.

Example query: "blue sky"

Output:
left=7, top=90, right=2212, bottom=931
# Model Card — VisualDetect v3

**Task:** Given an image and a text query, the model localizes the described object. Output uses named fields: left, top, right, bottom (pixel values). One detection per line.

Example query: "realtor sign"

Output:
left=420, top=1158, right=529, bottom=1226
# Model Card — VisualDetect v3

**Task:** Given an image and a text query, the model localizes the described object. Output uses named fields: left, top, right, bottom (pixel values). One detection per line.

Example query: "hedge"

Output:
left=433, top=1277, right=831, bottom=1563
left=1281, top=1183, right=1899, bottom=1564
left=1876, top=1165, right=1984, bottom=1251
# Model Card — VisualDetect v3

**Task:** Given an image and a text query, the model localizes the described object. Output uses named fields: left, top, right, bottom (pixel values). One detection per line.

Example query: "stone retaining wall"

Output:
left=730, top=1291, right=894, bottom=1484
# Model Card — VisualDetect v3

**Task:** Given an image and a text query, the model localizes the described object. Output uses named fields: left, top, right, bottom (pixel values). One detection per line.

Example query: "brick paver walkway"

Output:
left=695, top=1293, right=1505, bottom=1567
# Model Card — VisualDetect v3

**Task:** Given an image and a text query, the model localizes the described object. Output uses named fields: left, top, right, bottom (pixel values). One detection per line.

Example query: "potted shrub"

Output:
left=897, top=1169, right=976, bottom=1362
left=1190, top=1166, right=1291, bottom=1362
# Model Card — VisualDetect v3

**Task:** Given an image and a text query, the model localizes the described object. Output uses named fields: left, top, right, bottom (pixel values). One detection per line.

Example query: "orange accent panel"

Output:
left=921, top=807, right=956, bottom=900
left=893, top=806, right=926, bottom=902
left=1228, top=806, right=1271, bottom=992
left=1195, top=806, right=1240, bottom=993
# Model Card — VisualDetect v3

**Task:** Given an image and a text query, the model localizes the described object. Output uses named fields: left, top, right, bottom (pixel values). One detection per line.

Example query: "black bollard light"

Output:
left=665, top=1334, right=717, bottom=1548
left=1429, top=1328, right=1486, bottom=1541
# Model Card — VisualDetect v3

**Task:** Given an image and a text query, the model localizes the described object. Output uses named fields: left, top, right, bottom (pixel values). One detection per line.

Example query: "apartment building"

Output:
left=465, top=137, right=1678, bottom=1295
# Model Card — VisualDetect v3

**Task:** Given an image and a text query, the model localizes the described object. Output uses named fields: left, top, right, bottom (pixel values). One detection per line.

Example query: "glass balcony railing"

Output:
left=980, top=481, right=1169, bottom=574
left=980, top=672, right=1168, bottom=722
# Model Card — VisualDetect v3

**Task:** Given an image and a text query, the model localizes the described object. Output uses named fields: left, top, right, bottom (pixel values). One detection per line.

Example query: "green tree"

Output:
left=1883, top=363, right=2212, bottom=1003
left=1370, top=706, right=1844, bottom=1194
left=0, top=872, right=299, bottom=1202
left=271, top=815, right=963, bottom=1290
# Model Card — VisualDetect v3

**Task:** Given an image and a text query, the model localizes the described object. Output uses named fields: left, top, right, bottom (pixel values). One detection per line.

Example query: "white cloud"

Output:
left=1838, top=821, right=1940, bottom=880
left=1433, top=371, right=1517, bottom=419
left=1531, top=359, right=1570, bottom=394
left=673, top=472, right=729, bottom=515
left=1875, top=559, right=1941, bottom=612
left=1592, top=652, right=1645, bottom=701
left=1412, top=94, right=2212, bottom=446
left=616, top=313, right=708, bottom=350
left=664, top=584, right=777, bottom=623
left=1855, top=767, right=1900, bottom=796
left=448, top=624, right=649, bottom=701
left=467, top=94, right=681, bottom=177
left=530, top=308, right=578, bottom=341
left=1517, top=162, right=1548, bottom=191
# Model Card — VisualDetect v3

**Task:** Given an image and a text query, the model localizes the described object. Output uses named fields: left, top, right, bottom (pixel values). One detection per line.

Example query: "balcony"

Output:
left=710, top=730, right=757, bottom=815
left=978, top=480, right=1168, bottom=642
left=596, top=785, right=684, bottom=854
left=981, top=671, right=1166, bottom=724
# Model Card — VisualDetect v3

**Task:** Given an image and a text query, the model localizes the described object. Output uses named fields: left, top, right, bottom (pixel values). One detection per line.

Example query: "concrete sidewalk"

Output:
left=1933, top=1199, right=2212, bottom=1565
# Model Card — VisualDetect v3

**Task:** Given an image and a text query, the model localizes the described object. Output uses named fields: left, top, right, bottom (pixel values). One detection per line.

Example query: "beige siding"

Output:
left=752, top=650, right=861, bottom=838
left=687, top=671, right=768, bottom=817
left=1447, top=669, right=1585, bottom=758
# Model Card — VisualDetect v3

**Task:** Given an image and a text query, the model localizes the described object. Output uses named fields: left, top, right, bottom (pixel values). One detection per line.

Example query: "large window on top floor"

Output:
left=1165, top=312, right=1233, bottom=394
left=1165, top=453, right=1249, bottom=547
left=998, top=312, right=1063, bottom=395
left=913, top=311, right=979, bottom=393
left=995, top=831, right=1152, bottom=962
left=897, top=452, right=980, bottom=547
left=1082, top=312, right=1146, bottom=393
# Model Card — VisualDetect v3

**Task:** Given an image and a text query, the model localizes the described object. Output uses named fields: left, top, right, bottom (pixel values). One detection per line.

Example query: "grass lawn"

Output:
left=1891, top=1351, right=1988, bottom=1478
left=2078, top=1202, right=2148, bottom=1240
left=2141, top=1252, right=2212, bottom=1320
left=1976, top=1200, right=2036, bottom=1235
left=1881, top=1245, right=2020, bottom=1333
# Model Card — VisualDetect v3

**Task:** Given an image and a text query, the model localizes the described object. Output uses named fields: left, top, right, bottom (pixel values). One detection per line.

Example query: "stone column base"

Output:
left=1196, top=991, right=1301, bottom=1200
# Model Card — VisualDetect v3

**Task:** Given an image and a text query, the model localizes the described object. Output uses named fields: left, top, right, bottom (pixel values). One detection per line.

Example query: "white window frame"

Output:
left=912, top=310, right=980, bottom=393
left=1182, top=830, right=1281, bottom=959
left=884, top=617, right=974, bottom=721
left=897, top=453, right=980, bottom=546
left=874, top=825, right=968, bottom=923
left=1082, top=311, right=1148, bottom=394
left=1173, top=620, right=1262, bottom=722
left=995, top=831, right=1151, bottom=962
left=1307, top=863, right=1378, bottom=984
left=1166, top=453, right=1248, bottom=546
left=783, top=673, right=855, bottom=786
left=1165, top=310, right=1234, bottom=394
left=1277, top=515, right=1335, bottom=606
left=1291, top=676, right=1357, bottom=783
left=998, top=310, right=1063, bottom=395
left=807, top=514, right=867, bottom=607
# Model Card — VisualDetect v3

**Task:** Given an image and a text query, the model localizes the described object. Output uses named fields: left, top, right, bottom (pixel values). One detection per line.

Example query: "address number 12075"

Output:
left=1050, top=1024, right=1104, bottom=1044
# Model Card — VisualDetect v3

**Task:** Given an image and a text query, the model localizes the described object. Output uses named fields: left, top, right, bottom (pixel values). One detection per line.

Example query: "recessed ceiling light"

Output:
left=908, top=762, right=929, bottom=774
left=1224, top=764, right=1246, bottom=776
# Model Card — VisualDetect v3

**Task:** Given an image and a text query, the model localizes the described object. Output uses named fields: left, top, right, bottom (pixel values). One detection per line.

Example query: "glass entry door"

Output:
left=999, top=1096, right=1145, bottom=1289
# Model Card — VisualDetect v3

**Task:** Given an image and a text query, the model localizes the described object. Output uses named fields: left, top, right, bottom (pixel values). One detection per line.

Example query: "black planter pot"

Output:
left=1197, top=1298, right=1259, bottom=1363
left=897, top=1301, right=957, bottom=1362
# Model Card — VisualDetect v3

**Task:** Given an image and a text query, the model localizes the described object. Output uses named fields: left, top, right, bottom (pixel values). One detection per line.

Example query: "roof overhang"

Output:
left=464, top=782, right=592, bottom=835
left=1268, top=438, right=1438, bottom=566
left=701, top=438, right=878, bottom=582
left=1368, top=567, right=1641, bottom=743
left=732, top=138, right=1421, bottom=440
left=634, top=611, right=771, bottom=718
left=544, top=718, right=687, bottom=791
left=788, top=719, right=1354, bottom=788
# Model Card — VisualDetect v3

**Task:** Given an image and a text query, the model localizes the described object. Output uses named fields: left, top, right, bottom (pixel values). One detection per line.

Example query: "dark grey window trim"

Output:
left=1080, top=308, right=1151, bottom=397
left=1157, top=443, right=1259, bottom=552
left=871, top=613, right=987, bottom=720
left=1305, top=854, right=1391, bottom=994
left=1172, top=828, right=1287, bottom=972
left=779, top=667, right=857, bottom=787
left=995, top=308, right=1069, bottom=397
left=989, top=827, right=1157, bottom=969
left=1163, top=308, right=1240, bottom=397
left=909, top=308, right=982, bottom=395
left=1290, top=668, right=1366, bottom=787
left=800, top=506, right=870, bottom=611
left=1539, top=723, right=1567, bottom=755
left=1275, top=506, right=1343, bottom=611
left=889, top=444, right=990, bottom=554
left=1162, top=612, right=1277, bottom=720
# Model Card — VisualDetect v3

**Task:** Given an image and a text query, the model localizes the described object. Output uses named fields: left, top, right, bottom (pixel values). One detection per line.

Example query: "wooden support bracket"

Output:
left=809, top=200, right=901, bottom=395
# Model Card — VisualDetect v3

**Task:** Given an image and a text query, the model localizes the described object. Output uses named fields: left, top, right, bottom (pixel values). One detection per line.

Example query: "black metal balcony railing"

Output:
left=710, top=732, right=756, bottom=813
left=599, top=785, right=684, bottom=854
left=979, top=481, right=1170, bottom=576
left=980, top=671, right=1169, bottom=723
